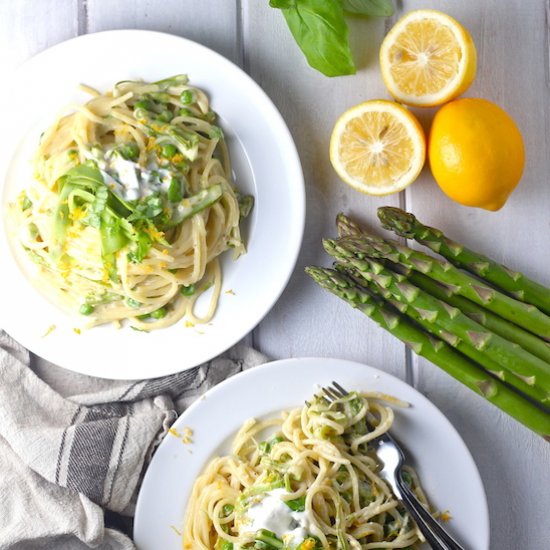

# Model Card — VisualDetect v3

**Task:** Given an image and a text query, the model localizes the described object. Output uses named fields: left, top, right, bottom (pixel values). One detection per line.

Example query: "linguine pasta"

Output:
left=184, top=390, right=429, bottom=549
left=10, top=75, right=252, bottom=331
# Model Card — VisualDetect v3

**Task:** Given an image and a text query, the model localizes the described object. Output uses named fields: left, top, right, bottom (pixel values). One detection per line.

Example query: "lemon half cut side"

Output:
left=380, top=9, right=477, bottom=107
left=329, top=100, right=426, bottom=196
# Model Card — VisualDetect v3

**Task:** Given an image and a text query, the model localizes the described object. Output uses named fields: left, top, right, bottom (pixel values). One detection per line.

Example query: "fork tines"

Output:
left=322, top=381, right=349, bottom=402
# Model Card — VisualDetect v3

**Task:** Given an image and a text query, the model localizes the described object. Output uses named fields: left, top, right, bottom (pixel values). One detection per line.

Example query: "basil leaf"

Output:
left=101, top=213, right=129, bottom=255
left=276, top=0, right=356, bottom=77
left=342, top=0, right=394, bottom=17
left=61, top=162, right=104, bottom=188
left=50, top=182, right=75, bottom=261
left=269, top=0, right=294, bottom=7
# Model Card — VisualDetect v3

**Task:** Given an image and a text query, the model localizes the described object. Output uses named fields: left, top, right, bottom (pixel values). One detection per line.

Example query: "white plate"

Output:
left=134, top=357, right=490, bottom=550
left=0, top=30, right=305, bottom=379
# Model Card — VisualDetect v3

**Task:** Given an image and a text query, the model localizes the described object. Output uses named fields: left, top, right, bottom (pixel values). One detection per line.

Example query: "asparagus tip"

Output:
left=377, top=206, right=417, bottom=238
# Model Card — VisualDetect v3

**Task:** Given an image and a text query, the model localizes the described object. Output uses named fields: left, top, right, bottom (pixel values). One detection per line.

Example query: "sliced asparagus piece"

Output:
left=378, top=206, right=550, bottom=315
left=170, top=184, right=223, bottom=226
left=306, top=266, right=550, bottom=439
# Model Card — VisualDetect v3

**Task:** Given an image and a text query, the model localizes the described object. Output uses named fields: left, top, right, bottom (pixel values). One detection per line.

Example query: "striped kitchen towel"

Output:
left=0, top=330, right=267, bottom=549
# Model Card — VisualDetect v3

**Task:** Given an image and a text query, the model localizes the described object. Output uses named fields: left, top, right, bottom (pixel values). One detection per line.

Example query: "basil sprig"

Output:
left=269, top=0, right=394, bottom=77
left=343, top=0, right=394, bottom=17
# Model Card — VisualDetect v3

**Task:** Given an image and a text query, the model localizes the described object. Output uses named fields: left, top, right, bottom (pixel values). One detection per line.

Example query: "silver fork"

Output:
left=322, top=382, right=467, bottom=550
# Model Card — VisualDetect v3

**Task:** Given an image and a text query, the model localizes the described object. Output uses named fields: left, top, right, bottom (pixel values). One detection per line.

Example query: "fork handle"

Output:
left=397, top=477, right=466, bottom=550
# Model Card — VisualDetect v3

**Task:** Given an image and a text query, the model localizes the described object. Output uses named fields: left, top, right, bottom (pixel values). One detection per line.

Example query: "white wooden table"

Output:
left=1, top=1, right=549, bottom=548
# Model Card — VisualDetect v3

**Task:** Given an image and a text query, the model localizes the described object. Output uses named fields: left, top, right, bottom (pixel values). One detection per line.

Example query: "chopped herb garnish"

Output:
left=259, top=435, right=284, bottom=455
left=285, top=495, right=306, bottom=512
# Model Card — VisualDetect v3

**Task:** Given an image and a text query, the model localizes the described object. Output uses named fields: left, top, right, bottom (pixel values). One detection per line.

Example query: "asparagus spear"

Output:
left=324, top=238, right=550, bottom=397
left=378, top=207, right=550, bottom=315
left=306, top=266, right=550, bottom=439
left=336, top=212, right=363, bottom=237
left=333, top=235, right=550, bottom=341
left=338, top=263, right=550, bottom=407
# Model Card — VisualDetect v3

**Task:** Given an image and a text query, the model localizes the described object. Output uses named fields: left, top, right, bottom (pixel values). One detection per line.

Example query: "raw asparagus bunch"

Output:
left=306, top=211, right=550, bottom=440
left=325, top=238, right=550, bottom=401
left=336, top=211, right=550, bottom=363
left=306, top=266, right=550, bottom=438
left=378, top=206, right=550, bottom=315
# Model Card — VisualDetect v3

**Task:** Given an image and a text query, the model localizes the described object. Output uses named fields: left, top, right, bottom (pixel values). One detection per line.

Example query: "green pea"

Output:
left=178, top=108, right=193, bottom=117
left=79, top=304, right=95, bottom=315
left=180, top=284, right=196, bottom=296
left=160, top=143, right=178, bottom=158
left=209, top=126, right=224, bottom=140
left=119, top=142, right=140, bottom=161
left=158, top=109, right=173, bottom=123
left=215, top=539, right=233, bottom=550
left=134, top=99, right=152, bottom=111
left=150, top=307, right=167, bottom=319
left=180, top=90, right=194, bottom=105
left=202, top=111, right=216, bottom=122
left=126, top=298, right=142, bottom=308
left=167, top=177, right=183, bottom=203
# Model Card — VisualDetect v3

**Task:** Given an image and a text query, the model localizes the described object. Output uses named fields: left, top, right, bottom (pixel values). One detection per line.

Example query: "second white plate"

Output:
left=134, top=357, right=490, bottom=550
left=0, top=30, right=305, bottom=379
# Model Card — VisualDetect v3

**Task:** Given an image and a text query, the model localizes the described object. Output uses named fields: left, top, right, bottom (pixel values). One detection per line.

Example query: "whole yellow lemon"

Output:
left=429, top=98, right=525, bottom=211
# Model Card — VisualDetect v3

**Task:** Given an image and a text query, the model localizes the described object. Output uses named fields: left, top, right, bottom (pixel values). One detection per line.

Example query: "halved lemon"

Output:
left=329, top=100, right=425, bottom=196
left=379, top=9, right=477, bottom=107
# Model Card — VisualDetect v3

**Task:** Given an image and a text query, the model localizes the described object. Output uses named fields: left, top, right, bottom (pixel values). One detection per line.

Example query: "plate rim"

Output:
left=133, top=356, right=490, bottom=550
left=0, top=29, right=306, bottom=379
